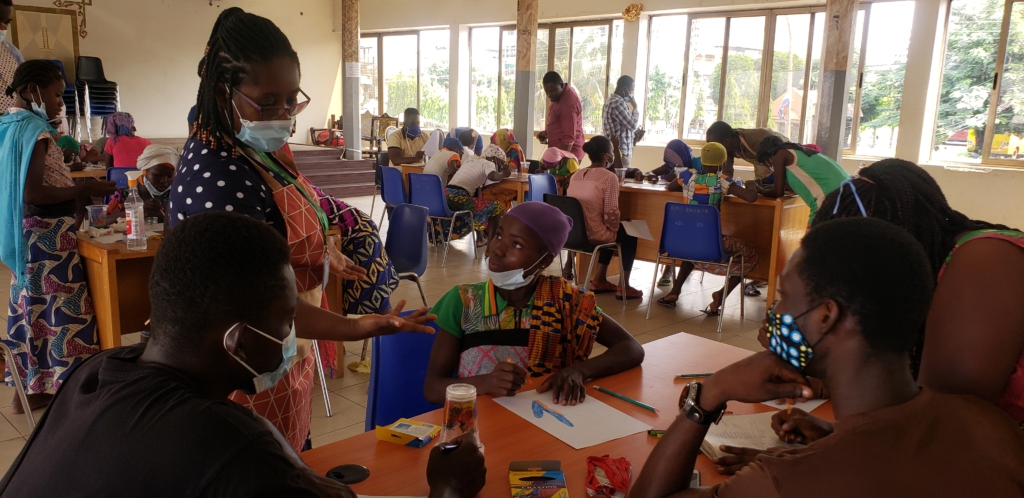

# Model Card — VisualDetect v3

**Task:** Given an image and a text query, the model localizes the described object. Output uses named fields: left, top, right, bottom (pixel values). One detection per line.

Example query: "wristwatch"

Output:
left=678, top=381, right=726, bottom=425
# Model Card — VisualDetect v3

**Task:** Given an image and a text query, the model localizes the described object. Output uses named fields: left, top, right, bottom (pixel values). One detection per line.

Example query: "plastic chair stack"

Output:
left=645, top=202, right=745, bottom=333
left=47, top=60, right=80, bottom=140
left=527, top=173, right=557, bottom=202
left=364, top=316, right=442, bottom=431
left=76, top=56, right=120, bottom=142
left=385, top=204, right=430, bottom=308
left=378, top=165, right=408, bottom=228
left=544, top=194, right=626, bottom=310
left=408, top=173, right=474, bottom=267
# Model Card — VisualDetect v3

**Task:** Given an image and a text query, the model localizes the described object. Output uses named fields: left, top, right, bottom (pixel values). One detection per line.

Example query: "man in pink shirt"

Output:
left=537, top=72, right=584, bottom=161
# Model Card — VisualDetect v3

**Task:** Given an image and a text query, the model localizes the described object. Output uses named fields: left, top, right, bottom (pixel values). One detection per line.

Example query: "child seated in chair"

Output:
left=424, top=202, right=645, bottom=406
left=657, top=142, right=760, bottom=315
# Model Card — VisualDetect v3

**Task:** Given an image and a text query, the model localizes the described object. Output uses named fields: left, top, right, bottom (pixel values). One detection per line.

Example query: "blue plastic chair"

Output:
left=106, top=167, right=134, bottom=188
left=646, top=203, right=745, bottom=332
left=364, top=315, right=442, bottom=431
left=370, top=152, right=389, bottom=219
left=527, top=173, right=557, bottom=202
left=378, top=165, right=408, bottom=228
left=385, top=204, right=430, bottom=307
left=408, top=173, right=474, bottom=267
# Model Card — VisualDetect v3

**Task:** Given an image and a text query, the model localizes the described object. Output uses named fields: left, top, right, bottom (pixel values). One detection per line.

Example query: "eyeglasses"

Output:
left=232, top=87, right=311, bottom=121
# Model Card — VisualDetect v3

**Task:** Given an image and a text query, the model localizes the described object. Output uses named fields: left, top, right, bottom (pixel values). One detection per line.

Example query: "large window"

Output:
left=646, top=3, right=911, bottom=158
left=361, top=30, right=451, bottom=129
left=932, top=0, right=1024, bottom=166
left=470, top=20, right=624, bottom=134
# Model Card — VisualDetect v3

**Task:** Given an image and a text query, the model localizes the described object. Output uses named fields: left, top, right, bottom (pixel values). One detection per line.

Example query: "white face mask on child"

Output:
left=488, top=255, right=547, bottom=290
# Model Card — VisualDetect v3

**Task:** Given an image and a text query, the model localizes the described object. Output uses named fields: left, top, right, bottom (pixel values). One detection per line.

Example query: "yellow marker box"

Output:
left=375, top=419, right=441, bottom=448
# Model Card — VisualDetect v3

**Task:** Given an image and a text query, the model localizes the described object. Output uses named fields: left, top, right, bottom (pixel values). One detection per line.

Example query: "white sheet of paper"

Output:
left=759, top=398, right=827, bottom=413
left=91, top=234, right=123, bottom=244
left=704, top=411, right=802, bottom=455
left=493, top=390, right=651, bottom=449
left=620, top=220, right=654, bottom=240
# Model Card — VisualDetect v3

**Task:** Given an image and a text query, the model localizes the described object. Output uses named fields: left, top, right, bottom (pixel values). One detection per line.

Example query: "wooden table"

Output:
left=617, top=181, right=809, bottom=304
left=70, top=169, right=107, bottom=179
left=78, top=229, right=345, bottom=352
left=399, top=165, right=532, bottom=205
left=300, top=333, right=835, bottom=496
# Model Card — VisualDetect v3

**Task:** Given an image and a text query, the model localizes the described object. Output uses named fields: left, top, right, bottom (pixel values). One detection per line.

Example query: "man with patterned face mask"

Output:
left=631, top=217, right=1024, bottom=498
left=0, top=212, right=488, bottom=497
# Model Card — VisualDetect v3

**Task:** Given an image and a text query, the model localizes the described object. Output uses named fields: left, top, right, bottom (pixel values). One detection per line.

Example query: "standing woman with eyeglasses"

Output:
left=168, top=7, right=431, bottom=453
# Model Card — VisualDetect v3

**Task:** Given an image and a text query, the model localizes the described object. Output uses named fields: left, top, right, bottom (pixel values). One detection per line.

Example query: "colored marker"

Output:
left=593, top=386, right=659, bottom=413
left=676, top=373, right=713, bottom=379
left=507, top=358, right=533, bottom=387
left=648, top=430, right=665, bottom=438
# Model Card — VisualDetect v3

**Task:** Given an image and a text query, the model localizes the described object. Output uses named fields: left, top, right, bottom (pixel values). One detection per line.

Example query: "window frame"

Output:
left=469, top=19, right=618, bottom=133
left=361, top=29, right=450, bottom=122
left=932, top=0, right=1024, bottom=168
left=644, top=3, right=906, bottom=159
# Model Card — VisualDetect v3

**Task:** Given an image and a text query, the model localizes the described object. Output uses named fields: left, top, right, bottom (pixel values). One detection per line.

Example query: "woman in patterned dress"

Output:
left=0, top=61, right=116, bottom=413
left=168, top=8, right=430, bottom=452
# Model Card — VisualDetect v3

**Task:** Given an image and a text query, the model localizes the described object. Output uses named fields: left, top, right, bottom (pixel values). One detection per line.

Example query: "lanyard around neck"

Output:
left=253, top=150, right=330, bottom=236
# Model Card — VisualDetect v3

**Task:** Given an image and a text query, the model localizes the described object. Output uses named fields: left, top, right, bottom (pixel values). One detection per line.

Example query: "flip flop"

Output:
left=616, top=287, right=643, bottom=300
left=743, top=283, right=761, bottom=296
left=589, top=280, right=619, bottom=294
left=656, top=296, right=678, bottom=308
left=702, top=304, right=720, bottom=316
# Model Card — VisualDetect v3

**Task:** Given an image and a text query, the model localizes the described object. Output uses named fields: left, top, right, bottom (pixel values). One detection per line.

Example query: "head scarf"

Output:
left=56, top=135, right=80, bottom=153
left=506, top=202, right=573, bottom=255
left=443, top=137, right=463, bottom=152
left=105, top=112, right=136, bottom=144
left=482, top=143, right=506, bottom=164
left=541, top=147, right=576, bottom=168
left=136, top=144, right=180, bottom=171
left=802, top=143, right=822, bottom=153
left=491, top=129, right=525, bottom=173
left=663, top=139, right=693, bottom=171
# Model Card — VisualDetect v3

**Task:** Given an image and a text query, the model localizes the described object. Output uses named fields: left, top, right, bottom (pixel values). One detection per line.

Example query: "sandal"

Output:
left=656, top=296, right=678, bottom=308
left=743, top=283, right=761, bottom=297
left=589, top=280, right=620, bottom=294
left=702, top=304, right=720, bottom=316
left=616, top=286, right=643, bottom=300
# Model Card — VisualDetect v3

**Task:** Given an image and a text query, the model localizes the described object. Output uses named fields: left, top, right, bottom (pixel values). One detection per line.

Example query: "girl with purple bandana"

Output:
left=424, top=202, right=645, bottom=406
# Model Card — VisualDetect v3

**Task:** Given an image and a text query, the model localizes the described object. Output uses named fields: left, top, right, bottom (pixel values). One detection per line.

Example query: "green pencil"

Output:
left=593, top=386, right=659, bottom=413
left=676, top=373, right=713, bottom=378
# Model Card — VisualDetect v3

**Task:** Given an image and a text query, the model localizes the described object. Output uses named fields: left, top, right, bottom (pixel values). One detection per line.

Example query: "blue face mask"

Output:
left=232, top=102, right=294, bottom=152
left=766, top=300, right=830, bottom=372
left=405, top=124, right=421, bottom=138
left=832, top=177, right=868, bottom=217
left=224, top=321, right=297, bottom=394
left=28, top=89, right=56, bottom=124
left=143, top=177, right=171, bottom=197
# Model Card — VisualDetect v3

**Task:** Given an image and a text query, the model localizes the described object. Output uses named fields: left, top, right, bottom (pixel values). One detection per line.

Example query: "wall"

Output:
left=15, top=0, right=341, bottom=140
left=365, top=0, right=1024, bottom=229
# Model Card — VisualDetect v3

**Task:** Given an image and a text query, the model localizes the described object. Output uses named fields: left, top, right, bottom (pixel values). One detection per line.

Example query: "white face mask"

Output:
left=488, top=255, right=547, bottom=290
left=224, top=321, right=297, bottom=394
left=0, top=30, right=7, bottom=43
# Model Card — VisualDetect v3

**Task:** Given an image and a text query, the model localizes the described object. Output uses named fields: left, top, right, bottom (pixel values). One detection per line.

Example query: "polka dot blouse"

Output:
left=167, top=138, right=287, bottom=236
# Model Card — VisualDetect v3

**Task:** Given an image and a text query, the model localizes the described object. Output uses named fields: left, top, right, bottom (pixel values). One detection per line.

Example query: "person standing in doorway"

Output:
left=602, top=75, right=643, bottom=169
left=537, top=72, right=584, bottom=162
left=0, top=0, right=24, bottom=111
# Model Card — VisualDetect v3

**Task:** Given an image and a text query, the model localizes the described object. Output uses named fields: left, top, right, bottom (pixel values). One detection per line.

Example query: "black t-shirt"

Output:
left=0, top=345, right=320, bottom=497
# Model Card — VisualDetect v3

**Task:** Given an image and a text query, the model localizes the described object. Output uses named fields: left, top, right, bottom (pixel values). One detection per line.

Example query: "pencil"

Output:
left=593, top=386, right=659, bottom=413
left=676, top=373, right=713, bottom=379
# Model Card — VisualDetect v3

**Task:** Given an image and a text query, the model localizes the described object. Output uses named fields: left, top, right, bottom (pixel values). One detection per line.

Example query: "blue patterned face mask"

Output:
left=766, top=300, right=831, bottom=371
left=832, top=177, right=867, bottom=217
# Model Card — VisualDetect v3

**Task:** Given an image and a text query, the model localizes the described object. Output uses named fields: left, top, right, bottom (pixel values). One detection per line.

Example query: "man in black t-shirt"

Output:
left=0, top=212, right=486, bottom=497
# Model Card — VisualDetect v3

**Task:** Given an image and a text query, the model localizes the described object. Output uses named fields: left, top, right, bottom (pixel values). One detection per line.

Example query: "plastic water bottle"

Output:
left=124, top=174, right=147, bottom=252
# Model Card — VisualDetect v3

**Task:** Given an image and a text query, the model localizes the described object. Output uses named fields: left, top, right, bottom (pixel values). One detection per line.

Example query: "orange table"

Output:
left=300, top=332, right=834, bottom=496
left=70, top=168, right=107, bottom=179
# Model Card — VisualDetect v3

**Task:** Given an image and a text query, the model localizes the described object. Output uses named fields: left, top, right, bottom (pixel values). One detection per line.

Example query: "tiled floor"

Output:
left=0, top=193, right=766, bottom=475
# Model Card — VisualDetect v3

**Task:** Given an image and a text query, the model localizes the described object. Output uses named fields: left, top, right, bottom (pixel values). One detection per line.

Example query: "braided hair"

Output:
left=4, top=60, right=63, bottom=101
left=192, top=7, right=299, bottom=148
left=813, top=159, right=1012, bottom=376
